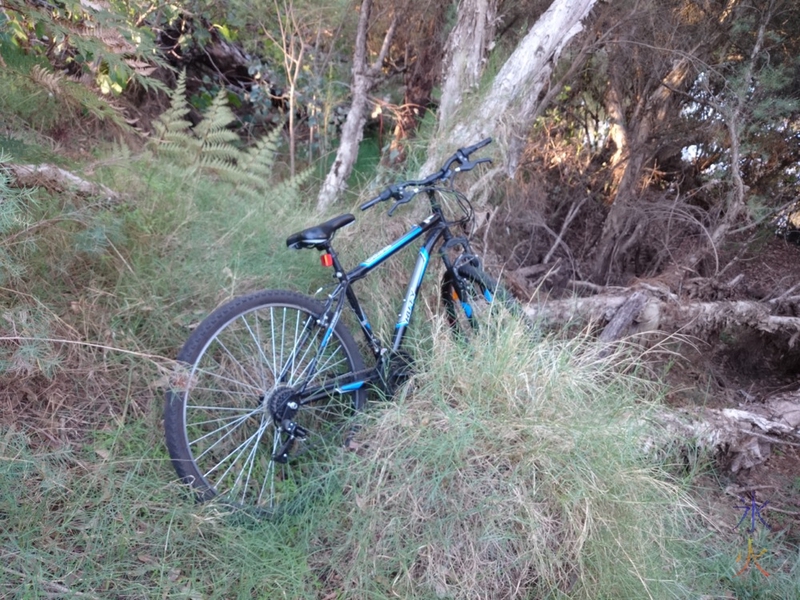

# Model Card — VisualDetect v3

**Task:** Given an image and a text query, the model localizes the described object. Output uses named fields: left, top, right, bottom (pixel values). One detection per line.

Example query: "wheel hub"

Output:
left=268, top=386, right=299, bottom=422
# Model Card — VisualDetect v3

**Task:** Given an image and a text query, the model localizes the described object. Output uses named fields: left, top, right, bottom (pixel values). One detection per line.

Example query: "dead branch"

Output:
left=3, top=163, right=119, bottom=200
left=543, top=195, right=588, bottom=264
left=649, top=393, right=800, bottom=472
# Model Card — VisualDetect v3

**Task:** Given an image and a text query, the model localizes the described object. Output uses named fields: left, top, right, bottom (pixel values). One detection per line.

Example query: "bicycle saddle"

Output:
left=286, top=213, right=355, bottom=250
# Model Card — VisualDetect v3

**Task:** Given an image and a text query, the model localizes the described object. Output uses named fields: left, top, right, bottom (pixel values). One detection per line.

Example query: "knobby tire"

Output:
left=164, top=289, right=366, bottom=516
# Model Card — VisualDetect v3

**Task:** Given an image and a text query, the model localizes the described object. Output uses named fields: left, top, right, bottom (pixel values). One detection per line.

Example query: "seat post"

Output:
left=323, top=242, right=347, bottom=280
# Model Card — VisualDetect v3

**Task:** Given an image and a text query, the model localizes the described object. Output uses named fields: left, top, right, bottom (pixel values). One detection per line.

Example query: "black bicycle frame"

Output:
left=296, top=202, right=470, bottom=401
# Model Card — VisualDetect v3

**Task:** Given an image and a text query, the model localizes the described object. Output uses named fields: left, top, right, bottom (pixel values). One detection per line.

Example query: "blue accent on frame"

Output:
left=360, top=226, right=423, bottom=268
left=339, top=381, right=365, bottom=392
left=461, top=302, right=473, bottom=318
left=484, top=289, right=494, bottom=302
left=396, top=247, right=430, bottom=327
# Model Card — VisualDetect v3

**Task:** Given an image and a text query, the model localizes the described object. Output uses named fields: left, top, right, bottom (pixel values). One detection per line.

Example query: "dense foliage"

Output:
left=2, top=0, right=800, bottom=597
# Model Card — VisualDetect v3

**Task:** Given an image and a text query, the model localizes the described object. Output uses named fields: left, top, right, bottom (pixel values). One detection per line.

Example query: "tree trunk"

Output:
left=384, top=4, right=449, bottom=165
left=591, top=56, right=697, bottom=283
left=435, top=0, right=498, bottom=130
left=422, top=0, right=599, bottom=176
left=316, top=0, right=397, bottom=211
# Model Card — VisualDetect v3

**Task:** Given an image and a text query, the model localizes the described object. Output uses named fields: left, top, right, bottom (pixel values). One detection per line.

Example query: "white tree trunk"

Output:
left=423, top=0, right=598, bottom=176
left=436, top=0, right=497, bottom=129
left=316, top=0, right=396, bottom=211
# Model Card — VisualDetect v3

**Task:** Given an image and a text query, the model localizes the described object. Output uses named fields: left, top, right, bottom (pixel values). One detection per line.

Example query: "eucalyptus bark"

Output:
left=422, top=0, right=599, bottom=176
left=436, top=0, right=498, bottom=130
left=316, top=0, right=397, bottom=211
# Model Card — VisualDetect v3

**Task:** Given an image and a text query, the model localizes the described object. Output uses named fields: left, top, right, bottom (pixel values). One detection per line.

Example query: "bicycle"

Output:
left=164, top=138, right=516, bottom=513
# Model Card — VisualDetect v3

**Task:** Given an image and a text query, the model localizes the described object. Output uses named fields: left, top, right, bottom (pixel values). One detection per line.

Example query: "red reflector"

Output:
left=320, top=253, right=334, bottom=267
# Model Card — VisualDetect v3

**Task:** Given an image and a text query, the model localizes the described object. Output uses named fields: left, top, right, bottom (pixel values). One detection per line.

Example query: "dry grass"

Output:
left=314, top=317, right=697, bottom=599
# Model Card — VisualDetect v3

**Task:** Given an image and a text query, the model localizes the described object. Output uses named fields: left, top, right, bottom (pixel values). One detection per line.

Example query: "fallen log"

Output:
left=2, top=163, right=119, bottom=200
left=523, top=290, right=800, bottom=343
left=649, top=392, right=800, bottom=472
left=522, top=288, right=800, bottom=472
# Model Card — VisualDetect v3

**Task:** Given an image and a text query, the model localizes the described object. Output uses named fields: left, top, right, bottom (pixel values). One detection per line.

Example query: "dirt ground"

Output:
left=668, top=235, right=800, bottom=546
left=481, top=194, right=800, bottom=547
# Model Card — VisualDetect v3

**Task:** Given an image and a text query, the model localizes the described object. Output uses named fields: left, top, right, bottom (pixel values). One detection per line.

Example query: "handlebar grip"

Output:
left=360, top=188, right=392, bottom=211
left=460, top=137, right=492, bottom=158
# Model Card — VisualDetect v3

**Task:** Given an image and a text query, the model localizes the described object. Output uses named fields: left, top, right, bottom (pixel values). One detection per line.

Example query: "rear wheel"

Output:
left=441, top=265, right=516, bottom=338
left=164, top=290, right=366, bottom=514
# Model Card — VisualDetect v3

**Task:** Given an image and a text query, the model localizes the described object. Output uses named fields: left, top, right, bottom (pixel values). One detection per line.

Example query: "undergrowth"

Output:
left=325, top=320, right=696, bottom=599
left=2, top=70, right=799, bottom=599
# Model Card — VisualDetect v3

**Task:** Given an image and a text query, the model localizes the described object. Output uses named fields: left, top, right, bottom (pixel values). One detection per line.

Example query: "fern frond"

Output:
left=29, top=65, right=63, bottom=96
left=237, top=127, right=281, bottom=180
left=201, top=157, right=242, bottom=176
left=150, top=74, right=314, bottom=207
left=200, top=143, right=240, bottom=162
left=193, top=90, right=238, bottom=142
left=264, top=166, right=314, bottom=206
left=152, top=71, right=192, bottom=144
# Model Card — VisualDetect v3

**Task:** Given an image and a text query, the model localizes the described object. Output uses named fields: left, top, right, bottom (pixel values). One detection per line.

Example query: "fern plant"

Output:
left=0, top=153, right=35, bottom=286
left=151, top=71, right=311, bottom=203
left=2, top=0, right=167, bottom=96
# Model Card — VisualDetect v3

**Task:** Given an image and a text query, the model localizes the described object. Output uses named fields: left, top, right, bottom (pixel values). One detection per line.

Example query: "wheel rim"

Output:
left=175, top=303, right=359, bottom=510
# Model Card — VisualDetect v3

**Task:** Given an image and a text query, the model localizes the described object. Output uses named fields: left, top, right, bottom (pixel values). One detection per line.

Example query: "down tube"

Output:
left=391, top=232, right=439, bottom=351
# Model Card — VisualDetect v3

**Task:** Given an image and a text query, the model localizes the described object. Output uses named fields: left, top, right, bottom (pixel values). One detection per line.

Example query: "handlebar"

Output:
left=360, top=137, right=492, bottom=212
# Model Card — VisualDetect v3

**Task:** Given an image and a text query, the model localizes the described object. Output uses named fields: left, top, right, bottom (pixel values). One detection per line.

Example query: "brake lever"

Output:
left=454, top=157, right=493, bottom=173
left=387, top=189, right=416, bottom=216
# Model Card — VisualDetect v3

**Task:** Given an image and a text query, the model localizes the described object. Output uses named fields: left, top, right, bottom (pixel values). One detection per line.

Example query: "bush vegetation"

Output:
left=2, top=27, right=800, bottom=600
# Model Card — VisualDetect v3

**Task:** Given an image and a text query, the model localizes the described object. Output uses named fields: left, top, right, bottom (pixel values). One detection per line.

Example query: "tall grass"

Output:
left=2, top=93, right=799, bottom=597
left=318, top=318, right=695, bottom=599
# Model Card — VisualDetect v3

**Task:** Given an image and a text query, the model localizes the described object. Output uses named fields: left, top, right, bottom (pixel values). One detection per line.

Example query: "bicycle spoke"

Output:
left=185, top=364, right=262, bottom=394
left=204, top=424, right=265, bottom=482
left=165, top=291, right=365, bottom=511
left=191, top=410, right=260, bottom=459
left=213, top=336, right=262, bottom=392
left=231, top=414, right=271, bottom=503
left=242, top=315, right=275, bottom=390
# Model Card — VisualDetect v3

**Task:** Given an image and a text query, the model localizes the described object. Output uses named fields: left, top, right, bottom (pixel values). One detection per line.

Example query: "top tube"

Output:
left=348, top=214, right=441, bottom=280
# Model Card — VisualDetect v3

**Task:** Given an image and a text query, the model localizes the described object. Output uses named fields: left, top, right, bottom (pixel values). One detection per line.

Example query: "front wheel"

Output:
left=441, top=265, right=517, bottom=338
left=164, top=290, right=366, bottom=514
